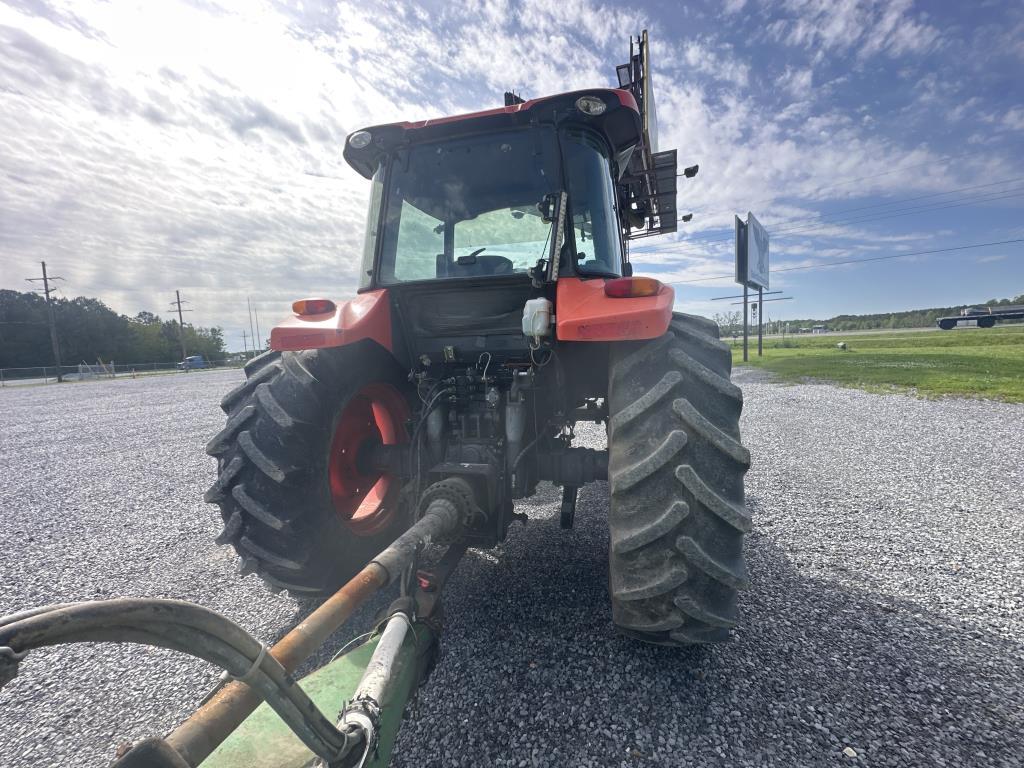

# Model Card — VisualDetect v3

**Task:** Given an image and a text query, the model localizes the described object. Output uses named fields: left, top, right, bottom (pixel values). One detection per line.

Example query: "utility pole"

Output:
left=247, top=297, right=258, bottom=359
left=757, top=286, right=763, bottom=357
left=742, top=284, right=749, bottom=362
left=241, top=329, right=249, bottom=359
left=170, top=291, right=193, bottom=371
left=25, top=261, right=64, bottom=382
left=254, top=305, right=263, bottom=354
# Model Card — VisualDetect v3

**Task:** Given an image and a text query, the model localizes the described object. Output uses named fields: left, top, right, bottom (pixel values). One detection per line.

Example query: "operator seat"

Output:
left=439, top=254, right=515, bottom=277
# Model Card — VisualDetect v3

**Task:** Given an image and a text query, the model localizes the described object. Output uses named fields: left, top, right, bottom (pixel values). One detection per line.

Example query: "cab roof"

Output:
left=342, top=88, right=642, bottom=179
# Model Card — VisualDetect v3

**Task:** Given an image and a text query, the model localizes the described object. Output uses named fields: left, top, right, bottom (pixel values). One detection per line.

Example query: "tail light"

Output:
left=604, top=277, right=663, bottom=298
left=292, top=298, right=337, bottom=316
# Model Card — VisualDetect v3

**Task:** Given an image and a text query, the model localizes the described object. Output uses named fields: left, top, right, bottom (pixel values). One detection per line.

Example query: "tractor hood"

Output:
left=343, top=88, right=642, bottom=179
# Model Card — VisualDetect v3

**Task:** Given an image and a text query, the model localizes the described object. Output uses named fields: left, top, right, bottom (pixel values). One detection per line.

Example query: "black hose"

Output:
left=410, top=385, right=453, bottom=450
left=0, top=599, right=353, bottom=762
left=510, top=430, right=544, bottom=475
left=0, top=603, right=76, bottom=628
left=409, top=386, right=454, bottom=521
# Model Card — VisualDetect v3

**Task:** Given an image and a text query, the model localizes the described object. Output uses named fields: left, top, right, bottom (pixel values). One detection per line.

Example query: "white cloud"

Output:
left=673, top=38, right=750, bottom=88
left=776, top=66, right=813, bottom=97
left=1002, top=107, right=1024, bottom=131
left=772, top=0, right=942, bottom=60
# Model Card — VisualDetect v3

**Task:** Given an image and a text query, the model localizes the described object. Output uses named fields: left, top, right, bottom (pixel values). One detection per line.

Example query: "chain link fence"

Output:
left=0, top=356, right=251, bottom=387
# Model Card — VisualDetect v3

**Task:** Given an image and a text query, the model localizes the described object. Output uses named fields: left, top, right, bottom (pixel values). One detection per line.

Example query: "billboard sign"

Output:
left=735, top=212, right=770, bottom=289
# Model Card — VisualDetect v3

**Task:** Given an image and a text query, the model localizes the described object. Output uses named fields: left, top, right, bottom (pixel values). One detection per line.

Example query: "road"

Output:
left=0, top=366, right=1021, bottom=767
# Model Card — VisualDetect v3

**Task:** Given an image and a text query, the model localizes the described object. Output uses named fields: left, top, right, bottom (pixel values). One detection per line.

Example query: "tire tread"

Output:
left=608, top=312, right=750, bottom=646
left=206, top=344, right=410, bottom=597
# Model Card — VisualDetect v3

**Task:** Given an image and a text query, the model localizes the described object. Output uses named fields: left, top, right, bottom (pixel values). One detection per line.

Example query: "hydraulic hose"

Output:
left=0, top=600, right=354, bottom=762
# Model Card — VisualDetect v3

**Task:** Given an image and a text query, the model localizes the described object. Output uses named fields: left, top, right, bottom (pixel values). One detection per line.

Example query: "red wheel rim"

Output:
left=328, top=383, right=409, bottom=536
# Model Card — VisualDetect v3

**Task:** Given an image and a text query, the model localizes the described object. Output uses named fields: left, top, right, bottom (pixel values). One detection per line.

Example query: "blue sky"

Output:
left=0, top=0, right=1021, bottom=346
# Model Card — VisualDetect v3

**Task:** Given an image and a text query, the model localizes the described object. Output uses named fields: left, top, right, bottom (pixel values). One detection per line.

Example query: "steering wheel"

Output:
left=457, top=247, right=488, bottom=265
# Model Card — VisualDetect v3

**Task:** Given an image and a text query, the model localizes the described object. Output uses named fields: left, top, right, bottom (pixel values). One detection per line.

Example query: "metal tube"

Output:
left=370, top=498, right=461, bottom=584
left=166, top=498, right=464, bottom=766
left=336, top=612, right=411, bottom=762
left=353, top=613, right=410, bottom=707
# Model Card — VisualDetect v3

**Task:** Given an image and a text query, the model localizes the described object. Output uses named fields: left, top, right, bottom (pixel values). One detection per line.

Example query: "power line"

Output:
left=711, top=290, right=784, bottom=300
left=24, top=261, right=65, bottom=382
left=643, top=186, right=1024, bottom=257
left=750, top=179, right=1024, bottom=238
left=674, top=146, right=996, bottom=227
left=729, top=296, right=794, bottom=306
left=667, top=238, right=1024, bottom=284
left=762, top=187, right=1024, bottom=239
left=672, top=175, right=1024, bottom=234
left=656, top=182, right=1024, bottom=253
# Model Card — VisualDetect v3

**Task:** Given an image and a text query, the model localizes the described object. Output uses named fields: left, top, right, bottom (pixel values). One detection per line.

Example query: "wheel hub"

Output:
left=328, top=383, right=409, bottom=535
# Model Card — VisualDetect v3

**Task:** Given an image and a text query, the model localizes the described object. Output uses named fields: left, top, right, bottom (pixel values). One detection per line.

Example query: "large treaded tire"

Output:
left=204, top=343, right=411, bottom=596
left=607, top=312, right=751, bottom=645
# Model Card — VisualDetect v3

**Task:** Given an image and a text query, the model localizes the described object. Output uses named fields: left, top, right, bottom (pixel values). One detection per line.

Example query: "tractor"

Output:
left=0, top=31, right=749, bottom=768
left=207, top=31, right=748, bottom=648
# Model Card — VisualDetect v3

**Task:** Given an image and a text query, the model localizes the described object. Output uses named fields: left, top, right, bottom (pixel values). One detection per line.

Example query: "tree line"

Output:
left=714, top=294, right=1024, bottom=335
left=0, top=289, right=226, bottom=369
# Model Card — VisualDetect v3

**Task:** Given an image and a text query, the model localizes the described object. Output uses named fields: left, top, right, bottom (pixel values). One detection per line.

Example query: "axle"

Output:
left=364, top=444, right=608, bottom=488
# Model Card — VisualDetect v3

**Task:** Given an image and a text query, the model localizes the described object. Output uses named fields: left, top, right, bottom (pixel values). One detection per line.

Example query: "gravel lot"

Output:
left=1, top=367, right=1021, bottom=767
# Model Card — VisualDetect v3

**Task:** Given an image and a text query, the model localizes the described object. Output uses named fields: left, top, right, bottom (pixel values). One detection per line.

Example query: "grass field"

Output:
left=731, top=325, right=1024, bottom=402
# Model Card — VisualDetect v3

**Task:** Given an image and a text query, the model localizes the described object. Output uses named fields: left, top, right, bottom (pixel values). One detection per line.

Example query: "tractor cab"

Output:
left=344, top=89, right=648, bottom=290
left=344, top=78, right=680, bottom=292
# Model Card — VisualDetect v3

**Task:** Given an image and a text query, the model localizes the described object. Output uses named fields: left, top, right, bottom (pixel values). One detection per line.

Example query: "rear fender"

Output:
left=555, top=277, right=673, bottom=341
left=270, top=290, right=392, bottom=353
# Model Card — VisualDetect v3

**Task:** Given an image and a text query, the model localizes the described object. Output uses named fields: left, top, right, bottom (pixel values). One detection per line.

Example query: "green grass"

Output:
left=731, top=325, right=1024, bottom=402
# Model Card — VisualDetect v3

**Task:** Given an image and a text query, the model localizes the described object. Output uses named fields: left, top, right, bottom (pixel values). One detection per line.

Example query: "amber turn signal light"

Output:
left=603, top=276, right=663, bottom=298
left=292, top=298, right=337, bottom=316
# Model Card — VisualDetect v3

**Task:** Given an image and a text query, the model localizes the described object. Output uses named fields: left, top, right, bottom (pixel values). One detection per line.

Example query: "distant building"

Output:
left=812, top=325, right=827, bottom=334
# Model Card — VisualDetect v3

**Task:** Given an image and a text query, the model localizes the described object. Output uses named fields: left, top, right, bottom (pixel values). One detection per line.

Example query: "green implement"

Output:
left=202, top=620, right=436, bottom=768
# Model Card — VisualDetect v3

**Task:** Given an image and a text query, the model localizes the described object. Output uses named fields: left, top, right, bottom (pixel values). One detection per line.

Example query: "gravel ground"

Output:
left=1, top=367, right=1022, bottom=767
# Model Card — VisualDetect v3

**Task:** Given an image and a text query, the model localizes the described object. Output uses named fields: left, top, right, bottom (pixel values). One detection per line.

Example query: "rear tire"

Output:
left=607, top=313, right=751, bottom=645
left=205, top=343, right=412, bottom=596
